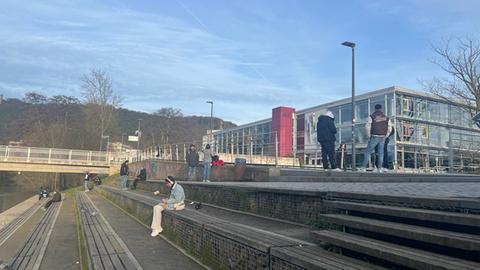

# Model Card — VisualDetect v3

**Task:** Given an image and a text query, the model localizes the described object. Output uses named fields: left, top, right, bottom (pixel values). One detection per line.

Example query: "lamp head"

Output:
left=341, top=41, right=356, bottom=48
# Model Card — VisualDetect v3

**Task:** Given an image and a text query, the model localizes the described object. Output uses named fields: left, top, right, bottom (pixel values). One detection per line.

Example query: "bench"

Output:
left=312, top=230, right=480, bottom=270
left=77, top=192, right=142, bottom=270
left=97, top=185, right=385, bottom=270
left=8, top=199, right=62, bottom=270
left=319, top=214, right=480, bottom=251
left=322, top=200, right=480, bottom=228
left=0, top=200, right=44, bottom=247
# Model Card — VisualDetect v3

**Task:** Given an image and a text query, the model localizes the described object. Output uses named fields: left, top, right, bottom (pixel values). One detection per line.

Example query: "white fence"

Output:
left=1, top=145, right=110, bottom=166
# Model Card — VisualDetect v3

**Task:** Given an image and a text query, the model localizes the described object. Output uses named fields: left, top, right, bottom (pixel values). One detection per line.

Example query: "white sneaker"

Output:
left=380, top=168, right=389, bottom=173
left=372, top=168, right=379, bottom=173
left=332, top=168, right=343, bottom=172
left=357, top=168, right=367, bottom=172
left=84, top=190, right=89, bottom=193
left=150, top=229, right=163, bottom=237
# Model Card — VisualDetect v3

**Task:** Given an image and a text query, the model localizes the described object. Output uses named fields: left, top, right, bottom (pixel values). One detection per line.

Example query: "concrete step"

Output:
left=280, top=168, right=480, bottom=179
left=323, top=200, right=480, bottom=228
left=326, top=191, right=480, bottom=213
left=320, top=214, right=480, bottom=251
left=270, top=175, right=480, bottom=182
left=96, top=185, right=386, bottom=270
left=270, top=245, right=387, bottom=270
left=311, top=230, right=480, bottom=270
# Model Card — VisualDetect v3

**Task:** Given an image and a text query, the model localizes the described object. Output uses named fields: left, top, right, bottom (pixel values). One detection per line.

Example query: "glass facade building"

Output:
left=212, top=86, right=480, bottom=173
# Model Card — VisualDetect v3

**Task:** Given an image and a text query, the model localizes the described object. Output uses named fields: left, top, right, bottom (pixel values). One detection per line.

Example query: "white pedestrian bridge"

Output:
left=0, top=145, right=119, bottom=174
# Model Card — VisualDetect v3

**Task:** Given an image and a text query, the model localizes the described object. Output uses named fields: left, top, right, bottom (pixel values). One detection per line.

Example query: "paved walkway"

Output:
left=0, top=196, right=39, bottom=230
left=180, top=181, right=480, bottom=198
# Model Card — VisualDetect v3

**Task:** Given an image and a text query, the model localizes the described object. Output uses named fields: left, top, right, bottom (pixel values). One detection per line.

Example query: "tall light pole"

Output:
left=206, top=101, right=213, bottom=142
left=342, top=41, right=356, bottom=170
left=136, top=119, right=142, bottom=151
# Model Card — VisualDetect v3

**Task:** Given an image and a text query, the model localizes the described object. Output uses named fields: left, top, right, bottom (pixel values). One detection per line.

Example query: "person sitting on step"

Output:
left=42, top=190, right=62, bottom=211
left=150, top=176, right=185, bottom=237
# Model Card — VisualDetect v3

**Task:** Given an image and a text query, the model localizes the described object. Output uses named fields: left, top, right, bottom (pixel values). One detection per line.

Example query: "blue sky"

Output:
left=1, top=0, right=479, bottom=124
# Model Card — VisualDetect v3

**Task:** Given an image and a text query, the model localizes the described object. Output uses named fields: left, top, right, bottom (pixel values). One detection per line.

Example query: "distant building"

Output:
left=209, top=86, right=480, bottom=173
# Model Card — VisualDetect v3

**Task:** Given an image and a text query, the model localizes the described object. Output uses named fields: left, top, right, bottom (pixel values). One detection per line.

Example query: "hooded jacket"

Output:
left=316, top=114, right=337, bottom=142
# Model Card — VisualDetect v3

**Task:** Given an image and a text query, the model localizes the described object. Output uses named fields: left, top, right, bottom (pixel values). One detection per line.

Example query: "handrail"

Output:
left=0, top=145, right=112, bottom=167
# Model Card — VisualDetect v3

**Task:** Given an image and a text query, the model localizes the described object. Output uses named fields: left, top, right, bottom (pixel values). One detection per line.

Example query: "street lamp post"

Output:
left=342, top=41, right=356, bottom=170
left=136, top=119, right=142, bottom=151
left=206, top=101, right=213, bottom=142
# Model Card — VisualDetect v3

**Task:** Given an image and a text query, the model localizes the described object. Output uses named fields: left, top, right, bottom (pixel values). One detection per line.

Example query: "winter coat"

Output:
left=316, top=115, right=337, bottom=142
left=120, top=163, right=129, bottom=176
left=186, top=150, right=199, bottom=167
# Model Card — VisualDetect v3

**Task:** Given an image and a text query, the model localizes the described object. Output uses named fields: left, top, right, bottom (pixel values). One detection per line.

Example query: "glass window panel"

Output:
left=341, top=105, right=352, bottom=124
left=395, top=94, right=402, bottom=116
left=428, top=101, right=448, bottom=123
left=340, top=127, right=352, bottom=143
left=328, top=107, right=340, bottom=124
left=386, top=94, right=393, bottom=116
left=355, top=124, right=368, bottom=144
left=402, top=97, right=414, bottom=117
left=415, top=99, right=428, bottom=120
left=401, top=121, right=415, bottom=143
left=355, top=100, right=369, bottom=122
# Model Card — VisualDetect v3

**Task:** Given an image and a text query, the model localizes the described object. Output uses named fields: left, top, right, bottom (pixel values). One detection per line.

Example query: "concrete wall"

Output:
left=128, top=159, right=278, bottom=181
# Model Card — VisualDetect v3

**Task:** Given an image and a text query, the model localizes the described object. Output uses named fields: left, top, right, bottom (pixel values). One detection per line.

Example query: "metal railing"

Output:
left=1, top=145, right=111, bottom=166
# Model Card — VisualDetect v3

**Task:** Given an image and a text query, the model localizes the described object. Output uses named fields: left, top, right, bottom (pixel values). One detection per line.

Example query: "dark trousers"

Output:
left=132, top=178, right=144, bottom=189
left=375, top=136, right=390, bottom=168
left=44, top=199, right=58, bottom=209
left=320, top=141, right=337, bottom=169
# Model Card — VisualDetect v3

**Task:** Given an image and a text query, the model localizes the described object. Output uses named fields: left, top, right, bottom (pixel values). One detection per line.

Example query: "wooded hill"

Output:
left=0, top=96, right=236, bottom=150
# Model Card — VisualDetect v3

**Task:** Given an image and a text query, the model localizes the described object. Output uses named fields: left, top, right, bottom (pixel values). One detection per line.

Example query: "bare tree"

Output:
left=154, top=107, right=183, bottom=118
left=24, top=92, right=47, bottom=104
left=81, top=68, right=121, bottom=150
left=424, top=37, right=480, bottom=113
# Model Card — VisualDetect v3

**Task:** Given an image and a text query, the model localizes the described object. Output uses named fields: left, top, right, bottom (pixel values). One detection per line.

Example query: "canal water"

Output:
left=0, top=172, right=83, bottom=213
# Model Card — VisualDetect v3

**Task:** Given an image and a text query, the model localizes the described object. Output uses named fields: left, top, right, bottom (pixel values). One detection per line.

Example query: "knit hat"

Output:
left=165, top=176, right=175, bottom=184
left=324, top=111, right=334, bottom=119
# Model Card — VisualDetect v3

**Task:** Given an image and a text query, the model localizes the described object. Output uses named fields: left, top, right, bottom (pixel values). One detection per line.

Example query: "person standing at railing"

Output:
left=316, top=111, right=341, bottom=171
left=359, top=104, right=393, bottom=172
left=120, top=160, right=129, bottom=190
left=201, top=144, right=213, bottom=182
left=186, top=144, right=199, bottom=180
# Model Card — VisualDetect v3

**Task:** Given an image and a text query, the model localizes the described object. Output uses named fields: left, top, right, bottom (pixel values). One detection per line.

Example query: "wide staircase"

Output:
left=0, top=179, right=479, bottom=270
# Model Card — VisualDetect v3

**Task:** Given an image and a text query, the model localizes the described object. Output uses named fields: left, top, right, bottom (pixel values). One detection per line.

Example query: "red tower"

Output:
left=271, top=107, right=295, bottom=157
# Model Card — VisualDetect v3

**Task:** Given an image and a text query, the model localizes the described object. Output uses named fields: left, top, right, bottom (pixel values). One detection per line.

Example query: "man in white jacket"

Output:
left=360, top=104, right=392, bottom=172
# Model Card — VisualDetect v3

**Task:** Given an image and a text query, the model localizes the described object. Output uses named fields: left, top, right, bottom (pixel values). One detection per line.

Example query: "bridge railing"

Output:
left=1, top=145, right=110, bottom=166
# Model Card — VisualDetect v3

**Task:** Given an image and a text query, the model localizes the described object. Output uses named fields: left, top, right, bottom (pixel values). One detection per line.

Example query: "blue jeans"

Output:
left=188, top=166, right=196, bottom=180
left=203, top=162, right=211, bottom=180
left=84, top=180, right=89, bottom=191
left=362, top=136, right=386, bottom=168
left=120, top=175, right=128, bottom=189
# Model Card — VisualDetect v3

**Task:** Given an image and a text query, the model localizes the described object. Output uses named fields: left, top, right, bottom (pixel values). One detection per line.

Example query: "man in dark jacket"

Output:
left=186, top=144, right=199, bottom=180
left=120, top=160, right=129, bottom=190
left=316, top=111, right=339, bottom=170
left=132, top=167, right=147, bottom=190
